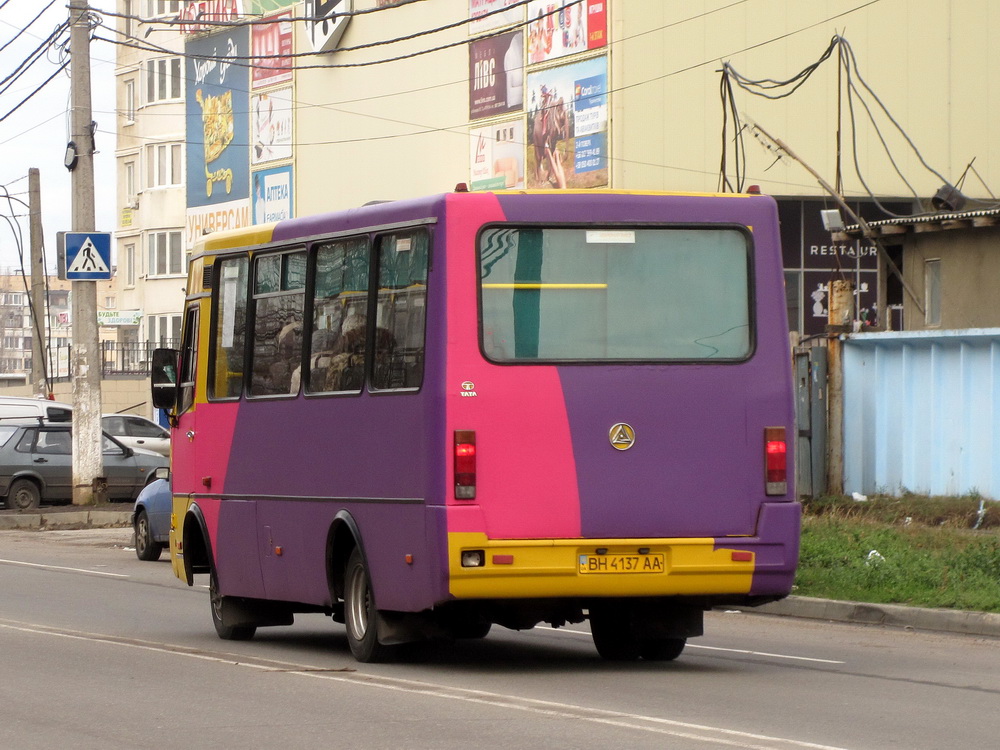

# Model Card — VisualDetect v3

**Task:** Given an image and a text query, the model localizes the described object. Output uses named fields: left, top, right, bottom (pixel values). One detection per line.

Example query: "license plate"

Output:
left=578, top=553, right=665, bottom=574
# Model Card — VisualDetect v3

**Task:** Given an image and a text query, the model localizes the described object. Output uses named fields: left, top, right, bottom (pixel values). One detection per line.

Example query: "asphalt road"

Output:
left=1, top=528, right=999, bottom=749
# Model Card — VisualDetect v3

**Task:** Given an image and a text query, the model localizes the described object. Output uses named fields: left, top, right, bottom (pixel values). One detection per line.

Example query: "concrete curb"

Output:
left=0, top=509, right=132, bottom=530
left=753, top=595, right=1000, bottom=638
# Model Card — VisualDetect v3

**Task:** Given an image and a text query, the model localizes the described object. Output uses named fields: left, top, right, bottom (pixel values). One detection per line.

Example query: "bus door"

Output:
left=172, top=299, right=261, bottom=597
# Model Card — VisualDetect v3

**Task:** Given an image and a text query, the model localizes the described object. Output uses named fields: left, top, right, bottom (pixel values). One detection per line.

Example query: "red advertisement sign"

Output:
left=252, top=11, right=293, bottom=88
left=527, top=0, right=606, bottom=64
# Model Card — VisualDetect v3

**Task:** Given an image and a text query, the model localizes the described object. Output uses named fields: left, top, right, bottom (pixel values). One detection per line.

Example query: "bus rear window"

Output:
left=479, top=226, right=752, bottom=361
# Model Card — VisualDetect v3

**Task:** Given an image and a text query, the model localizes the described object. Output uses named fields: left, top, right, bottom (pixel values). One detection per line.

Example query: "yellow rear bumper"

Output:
left=448, top=532, right=755, bottom=599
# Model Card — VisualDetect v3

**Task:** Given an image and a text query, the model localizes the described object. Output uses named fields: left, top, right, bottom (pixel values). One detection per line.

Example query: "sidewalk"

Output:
left=753, top=596, right=1000, bottom=639
left=0, top=503, right=132, bottom=530
left=3, top=506, right=1000, bottom=639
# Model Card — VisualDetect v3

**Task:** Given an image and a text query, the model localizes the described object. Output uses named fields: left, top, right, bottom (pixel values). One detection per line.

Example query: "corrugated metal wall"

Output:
left=842, top=329, right=1000, bottom=499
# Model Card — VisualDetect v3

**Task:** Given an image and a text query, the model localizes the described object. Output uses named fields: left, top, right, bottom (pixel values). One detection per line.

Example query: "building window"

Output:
left=149, top=314, right=181, bottom=347
left=123, top=0, right=133, bottom=39
left=148, top=230, right=183, bottom=277
left=146, top=1, right=181, bottom=17
left=125, top=244, right=136, bottom=286
left=145, top=143, right=182, bottom=188
left=145, top=57, right=182, bottom=104
left=924, top=258, right=941, bottom=327
left=124, top=161, right=136, bottom=204
left=124, top=79, right=135, bottom=123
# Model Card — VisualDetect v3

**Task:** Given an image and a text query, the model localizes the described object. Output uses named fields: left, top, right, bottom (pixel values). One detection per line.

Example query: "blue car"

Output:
left=133, top=477, right=171, bottom=561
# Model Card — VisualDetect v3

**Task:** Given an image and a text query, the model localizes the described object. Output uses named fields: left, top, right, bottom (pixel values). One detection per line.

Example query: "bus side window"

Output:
left=305, top=237, right=370, bottom=394
left=250, top=251, right=306, bottom=397
left=209, top=257, right=249, bottom=400
left=372, top=230, right=428, bottom=390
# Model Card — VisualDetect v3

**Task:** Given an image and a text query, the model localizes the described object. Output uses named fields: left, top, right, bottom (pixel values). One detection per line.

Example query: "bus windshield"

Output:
left=479, top=225, right=752, bottom=361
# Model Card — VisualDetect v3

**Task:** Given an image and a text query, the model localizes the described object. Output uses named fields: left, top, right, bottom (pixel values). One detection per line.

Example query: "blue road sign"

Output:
left=65, top=232, right=112, bottom=280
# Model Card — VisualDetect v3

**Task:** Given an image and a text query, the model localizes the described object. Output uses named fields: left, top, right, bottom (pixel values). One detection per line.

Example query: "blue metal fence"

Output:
left=842, top=329, right=1000, bottom=499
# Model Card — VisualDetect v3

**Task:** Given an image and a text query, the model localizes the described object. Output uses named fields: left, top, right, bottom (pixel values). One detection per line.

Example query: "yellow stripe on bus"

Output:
left=481, top=283, right=608, bottom=290
left=446, top=532, right=755, bottom=599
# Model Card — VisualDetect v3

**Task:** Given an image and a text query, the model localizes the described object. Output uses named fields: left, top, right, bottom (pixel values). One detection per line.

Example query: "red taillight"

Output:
left=764, top=426, right=787, bottom=495
left=454, top=430, right=476, bottom=500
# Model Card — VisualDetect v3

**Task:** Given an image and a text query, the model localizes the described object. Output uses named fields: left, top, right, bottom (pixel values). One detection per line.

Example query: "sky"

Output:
left=0, top=0, right=116, bottom=275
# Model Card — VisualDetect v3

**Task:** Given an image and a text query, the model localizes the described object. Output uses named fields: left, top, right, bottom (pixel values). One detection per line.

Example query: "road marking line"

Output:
left=555, top=627, right=845, bottom=664
left=0, top=618, right=852, bottom=750
left=688, top=644, right=846, bottom=664
left=0, top=558, right=128, bottom=577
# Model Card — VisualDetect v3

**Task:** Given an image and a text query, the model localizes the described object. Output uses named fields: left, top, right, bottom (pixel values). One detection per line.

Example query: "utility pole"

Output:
left=69, top=0, right=103, bottom=505
left=28, top=168, right=47, bottom=398
left=826, top=279, right=852, bottom=495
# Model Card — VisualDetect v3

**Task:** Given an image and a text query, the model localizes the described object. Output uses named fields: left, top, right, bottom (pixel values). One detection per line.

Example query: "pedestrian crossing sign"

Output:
left=65, top=232, right=112, bottom=280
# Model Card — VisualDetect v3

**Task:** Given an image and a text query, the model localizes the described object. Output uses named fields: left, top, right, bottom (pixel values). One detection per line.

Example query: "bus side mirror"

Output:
left=151, top=348, right=180, bottom=411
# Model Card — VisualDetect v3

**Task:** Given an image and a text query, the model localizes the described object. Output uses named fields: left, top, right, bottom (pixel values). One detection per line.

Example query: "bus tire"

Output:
left=344, top=547, right=394, bottom=663
left=450, top=621, right=492, bottom=640
left=210, top=570, right=256, bottom=641
left=639, top=637, right=686, bottom=662
left=134, top=510, right=163, bottom=561
left=589, top=605, right=641, bottom=661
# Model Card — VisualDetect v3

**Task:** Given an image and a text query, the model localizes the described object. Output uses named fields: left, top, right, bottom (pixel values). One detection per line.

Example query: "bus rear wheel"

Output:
left=210, top=570, right=256, bottom=641
left=639, top=637, right=686, bottom=662
left=589, top=605, right=687, bottom=662
left=344, top=547, right=395, bottom=663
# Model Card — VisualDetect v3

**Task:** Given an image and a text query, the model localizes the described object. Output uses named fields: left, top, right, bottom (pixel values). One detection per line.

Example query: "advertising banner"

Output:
left=469, top=0, right=523, bottom=34
left=186, top=200, right=252, bottom=249
left=253, top=165, right=294, bottom=224
left=469, top=29, right=524, bottom=120
left=527, top=0, right=606, bottom=64
left=526, top=55, right=608, bottom=189
left=469, top=119, right=525, bottom=191
left=251, top=87, right=293, bottom=164
left=252, top=10, right=293, bottom=88
left=185, top=27, right=250, bottom=209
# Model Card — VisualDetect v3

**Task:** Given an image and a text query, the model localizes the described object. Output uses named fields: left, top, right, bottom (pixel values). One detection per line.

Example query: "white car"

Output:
left=0, top=398, right=169, bottom=457
left=101, top=414, right=170, bottom=457
left=0, top=396, right=73, bottom=423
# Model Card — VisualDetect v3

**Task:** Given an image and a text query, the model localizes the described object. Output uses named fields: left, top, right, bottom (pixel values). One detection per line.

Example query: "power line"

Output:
left=0, top=0, right=58, bottom=56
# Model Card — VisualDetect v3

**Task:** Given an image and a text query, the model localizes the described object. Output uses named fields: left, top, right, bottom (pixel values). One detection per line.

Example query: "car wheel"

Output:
left=344, top=547, right=396, bottom=663
left=6, top=479, right=41, bottom=511
left=210, top=570, right=256, bottom=641
left=134, top=510, right=163, bottom=562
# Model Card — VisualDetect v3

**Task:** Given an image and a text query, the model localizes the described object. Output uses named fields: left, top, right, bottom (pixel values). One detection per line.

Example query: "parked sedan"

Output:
left=133, top=477, right=171, bottom=561
left=101, top=414, right=170, bottom=457
left=0, top=422, right=168, bottom=510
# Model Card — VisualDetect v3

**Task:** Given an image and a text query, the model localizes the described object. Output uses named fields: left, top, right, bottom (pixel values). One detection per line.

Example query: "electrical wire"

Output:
left=94, top=0, right=575, bottom=72
left=0, top=19, right=68, bottom=93
left=721, top=31, right=999, bottom=216
left=0, top=0, right=58, bottom=56
left=0, top=184, right=52, bottom=391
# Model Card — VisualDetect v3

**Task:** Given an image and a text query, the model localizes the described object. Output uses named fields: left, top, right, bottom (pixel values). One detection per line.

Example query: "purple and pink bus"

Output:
left=152, top=188, right=799, bottom=663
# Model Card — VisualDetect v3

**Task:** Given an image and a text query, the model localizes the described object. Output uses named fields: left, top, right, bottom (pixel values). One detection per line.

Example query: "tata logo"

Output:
left=609, top=423, right=635, bottom=451
left=460, top=381, right=478, bottom=397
